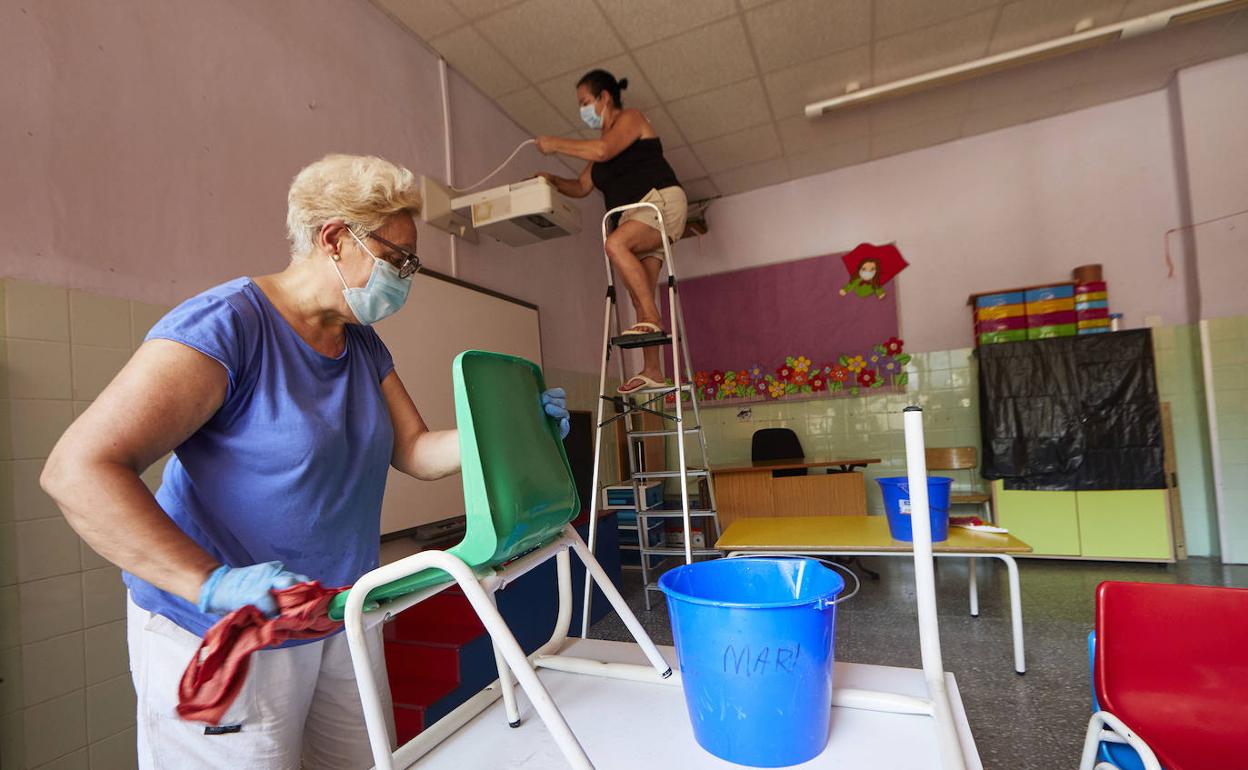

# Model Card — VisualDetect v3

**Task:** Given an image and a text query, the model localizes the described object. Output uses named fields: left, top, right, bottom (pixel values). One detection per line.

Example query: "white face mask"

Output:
left=860, top=266, right=877, bottom=281
left=330, top=230, right=413, bottom=326
left=580, top=97, right=603, bottom=130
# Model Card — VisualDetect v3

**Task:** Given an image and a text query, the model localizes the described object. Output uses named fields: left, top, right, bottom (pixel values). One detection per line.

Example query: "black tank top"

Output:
left=591, top=137, right=681, bottom=215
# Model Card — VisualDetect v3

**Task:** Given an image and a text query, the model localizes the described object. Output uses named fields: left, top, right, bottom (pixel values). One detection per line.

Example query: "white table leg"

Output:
left=967, top=557, right=979, bottom=617
left=996, top=554, right=1025, bottom=674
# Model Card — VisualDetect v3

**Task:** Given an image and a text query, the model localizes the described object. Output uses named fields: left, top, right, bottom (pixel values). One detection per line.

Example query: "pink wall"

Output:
left=1176, top=53, right=1248, bottom=321
left=0, top=0, right=608, bottom=374
left=674, top=91, right=1195, bottom=353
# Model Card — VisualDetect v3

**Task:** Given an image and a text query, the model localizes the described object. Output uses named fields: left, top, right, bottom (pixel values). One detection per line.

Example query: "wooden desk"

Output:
left=717, top=515, right=1033, bottom=673
left=710, top=456, right=881, bottom=529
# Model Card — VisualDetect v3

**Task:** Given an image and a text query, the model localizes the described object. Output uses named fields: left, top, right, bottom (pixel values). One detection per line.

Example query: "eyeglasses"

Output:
left=366, top=232, right=422, bottom=279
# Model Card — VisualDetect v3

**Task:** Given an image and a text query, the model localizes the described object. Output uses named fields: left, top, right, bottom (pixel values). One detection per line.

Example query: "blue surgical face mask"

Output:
left=331, top=230, right=413, bottom=326
left=580, top=98, right=603, bottom=130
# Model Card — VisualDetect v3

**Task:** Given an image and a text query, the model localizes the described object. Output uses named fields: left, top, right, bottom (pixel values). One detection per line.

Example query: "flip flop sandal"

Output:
left=617, top=374, right=666, bottom=394
left=621, top=321, right=664, bottom=336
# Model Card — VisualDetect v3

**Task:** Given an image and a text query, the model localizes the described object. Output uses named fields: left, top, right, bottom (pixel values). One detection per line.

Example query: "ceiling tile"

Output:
left=496, top=88, right=576, bottom=136
left=377, top=0, right=467, bottom=39
left=683, top=177, right=721, bottom=201
left=476, top=0, right=623, bottom=82
left=874, top=0, right=1003, bottom=39
left=873, top=8, right=998, bottom=84
left=775, top=110, right=870, bottom=154
left=967, top=48, right=1097, bottom=110
left=430, top=25, right=528, bottom=96
left=691, top=123, right=783, bottom=174
left=634, top=17, right=760, bottom=102
left=1120, top=0, right=1196, bottom=14
left=711, top=157, right=792, bottom=196
left=961, top=87, right=1074, bottom=137
left=989, top=0, right=1129, bottom=54
left=665, top=145, right=708, bottom=181
left=645, top=106, right=688, bottom=150
left=536, top=54, right=661, bottom=127
left=786, top=137, right=871, bottom=179
left=667, top=78, right=773, bottom=144
left=869, top=80, right=976, bottom=134
left=762, top=46, right=872, bottom=119
left=745, top=0, right=872, bottom=73
left=869, top=114, right=964, bottom=160
left=448, top=0, right=525, bottom=19
left=596, top=0, right=738, bottom=48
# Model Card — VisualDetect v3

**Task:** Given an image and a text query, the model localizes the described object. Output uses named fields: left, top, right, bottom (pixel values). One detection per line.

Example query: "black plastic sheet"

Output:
left=977, top=329, right=1164, bottom=491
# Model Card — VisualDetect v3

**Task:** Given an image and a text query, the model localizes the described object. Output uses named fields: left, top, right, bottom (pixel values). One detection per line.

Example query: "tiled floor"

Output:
left=590, top=556, right=1248, bottom=770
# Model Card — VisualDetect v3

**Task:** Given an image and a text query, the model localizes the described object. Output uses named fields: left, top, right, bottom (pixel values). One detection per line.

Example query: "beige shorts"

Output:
left=618, top=185, right=687, bottom=261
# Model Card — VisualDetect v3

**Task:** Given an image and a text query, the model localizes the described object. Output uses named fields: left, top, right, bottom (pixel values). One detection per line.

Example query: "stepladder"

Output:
left=582, top=201, right=723, bottom=627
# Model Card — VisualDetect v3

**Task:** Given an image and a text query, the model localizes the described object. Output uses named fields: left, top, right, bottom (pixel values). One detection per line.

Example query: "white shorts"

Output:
left=127, top=594, right=393, bottom=770
left=618, top=186, right=687, bottom=261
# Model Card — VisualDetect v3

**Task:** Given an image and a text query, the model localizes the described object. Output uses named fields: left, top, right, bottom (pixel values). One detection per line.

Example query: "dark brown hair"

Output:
left=577, top=69, right=629, bottom=107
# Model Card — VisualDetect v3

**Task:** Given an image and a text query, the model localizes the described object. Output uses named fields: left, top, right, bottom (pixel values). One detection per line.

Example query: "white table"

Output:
left=409, top=638, right=983, bottom=770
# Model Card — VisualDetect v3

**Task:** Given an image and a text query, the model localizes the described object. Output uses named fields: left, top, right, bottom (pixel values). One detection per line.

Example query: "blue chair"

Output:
left=1087, top=632, right=1146, bottom=770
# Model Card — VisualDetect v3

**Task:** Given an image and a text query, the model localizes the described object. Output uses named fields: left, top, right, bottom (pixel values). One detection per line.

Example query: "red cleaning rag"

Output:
left=177, top=581, right=350, bottom=724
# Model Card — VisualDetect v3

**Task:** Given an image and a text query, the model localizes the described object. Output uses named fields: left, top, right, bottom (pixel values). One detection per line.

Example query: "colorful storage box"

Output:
left=1078, top=317, right=1111, bottom=330
left=619, top=518, right=665, bottom=569
left=1027, top=310, right=1077, bottom=327
left=1024, top=284, right=1074, bottom=303
left=979, top=329, right=1027, bottom=345
left=605, top=482, right=664, bottom=510
left=975, top=303, right=1026, bottom=322
left=975, top=316, right=1028, bottom=334
left=1075, top=299, right=1109, bottom=312
left=1026, top=297, right=1076, bottom=315
left=1077, top=326, right=1110, bottom=335
left=1027, top=324, right=1077, bottom=340
left=975, top=291, right=1025, bottom=309
left=1076, top=307, right=1109, bottom=321
left=1074, top=281, right=1107, bottom=296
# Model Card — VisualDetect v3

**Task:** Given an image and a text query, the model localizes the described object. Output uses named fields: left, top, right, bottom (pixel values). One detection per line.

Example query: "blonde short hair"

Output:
left=286, top=154, right=422, bottom=259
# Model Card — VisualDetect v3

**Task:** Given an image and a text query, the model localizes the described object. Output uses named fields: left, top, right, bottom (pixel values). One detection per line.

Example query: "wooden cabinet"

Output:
left=990, top=401, right=1183, bottom=562
left=993, top=482, right=1175, bottom=562
left=994, top=486, right=1082, bottom=556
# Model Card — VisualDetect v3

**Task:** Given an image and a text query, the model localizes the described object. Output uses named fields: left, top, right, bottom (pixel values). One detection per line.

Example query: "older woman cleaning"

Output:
left=535, top=69, right=687, bottom=395
left=40, top=154, right=568, bottom=769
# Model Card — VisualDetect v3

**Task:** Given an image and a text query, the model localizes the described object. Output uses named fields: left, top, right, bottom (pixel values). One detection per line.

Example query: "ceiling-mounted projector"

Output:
left=451, top=178, right=581, bottom=247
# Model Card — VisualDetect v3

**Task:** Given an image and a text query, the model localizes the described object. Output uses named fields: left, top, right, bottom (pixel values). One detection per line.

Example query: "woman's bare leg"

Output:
left=605, top=221, right=666, bottom=388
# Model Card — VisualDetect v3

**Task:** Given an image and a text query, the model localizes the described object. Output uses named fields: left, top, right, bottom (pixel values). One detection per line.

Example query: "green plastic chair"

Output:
left=328, top=350, right=580, bottom=621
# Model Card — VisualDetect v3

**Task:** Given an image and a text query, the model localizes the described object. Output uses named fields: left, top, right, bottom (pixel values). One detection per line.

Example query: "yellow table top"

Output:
left=715, top=515, right=1033, bottom=554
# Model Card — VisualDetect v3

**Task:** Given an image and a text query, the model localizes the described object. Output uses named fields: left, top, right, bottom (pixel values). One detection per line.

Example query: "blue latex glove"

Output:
left=541, top=387, right=570, bottom=440
left=197, top=561, right=310, bottom=618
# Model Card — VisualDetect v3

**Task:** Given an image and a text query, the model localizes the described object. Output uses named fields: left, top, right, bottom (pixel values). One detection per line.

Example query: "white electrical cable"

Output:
left=450, top=139, right=536, bottom=192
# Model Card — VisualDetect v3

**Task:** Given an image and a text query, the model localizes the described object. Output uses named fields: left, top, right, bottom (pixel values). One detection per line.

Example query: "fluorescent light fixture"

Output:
left=804, top=0, right=1248, bottom=118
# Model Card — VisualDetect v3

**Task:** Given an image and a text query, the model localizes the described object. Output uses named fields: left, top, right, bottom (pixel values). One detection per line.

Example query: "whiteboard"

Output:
left=373, top=269, right=542, bottom=535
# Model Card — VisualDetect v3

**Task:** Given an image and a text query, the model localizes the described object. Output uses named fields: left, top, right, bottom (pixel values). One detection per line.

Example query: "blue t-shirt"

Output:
left=124, top=277, right=396, bottom=639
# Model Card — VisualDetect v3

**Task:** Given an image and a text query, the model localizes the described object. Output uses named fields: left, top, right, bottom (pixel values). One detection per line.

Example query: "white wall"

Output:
left=0, top=0, right=608, bottom=376
left=1175, top=53, right=1248, bottom=321
left=675, top=90, right=1194, bottom=353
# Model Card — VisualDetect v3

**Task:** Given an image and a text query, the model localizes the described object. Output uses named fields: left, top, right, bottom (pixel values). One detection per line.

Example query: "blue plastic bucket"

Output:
left=658, top=557, right=846, bottom=767
left=876, top=476, right=953, bottom=542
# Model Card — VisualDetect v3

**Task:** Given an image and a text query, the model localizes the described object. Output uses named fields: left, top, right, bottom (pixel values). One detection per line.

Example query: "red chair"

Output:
left=1080, top=581, right=1248, bottom=770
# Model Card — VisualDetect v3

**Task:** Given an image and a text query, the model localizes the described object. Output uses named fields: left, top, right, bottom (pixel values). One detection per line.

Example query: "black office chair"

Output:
left=751, top=428, right=807, bottom=478
left=750, top=428, right=880, bottom=581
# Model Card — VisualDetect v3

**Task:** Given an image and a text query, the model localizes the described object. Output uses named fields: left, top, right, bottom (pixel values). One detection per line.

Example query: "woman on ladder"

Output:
left=535, top=69, right=687, bottom=395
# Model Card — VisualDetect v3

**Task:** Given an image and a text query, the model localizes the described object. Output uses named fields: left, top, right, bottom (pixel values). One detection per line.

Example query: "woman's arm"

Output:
left=536, top=109, right=647, bottom=163
left=382, top=370, right=461, bottom=480
left=41, top=340, right=228, bottom=603
left=537, top=163, right=594, bottom=198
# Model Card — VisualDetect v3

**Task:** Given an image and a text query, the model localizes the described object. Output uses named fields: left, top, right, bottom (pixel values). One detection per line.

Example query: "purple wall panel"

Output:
left=670, top=252, right=900, bottom=372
